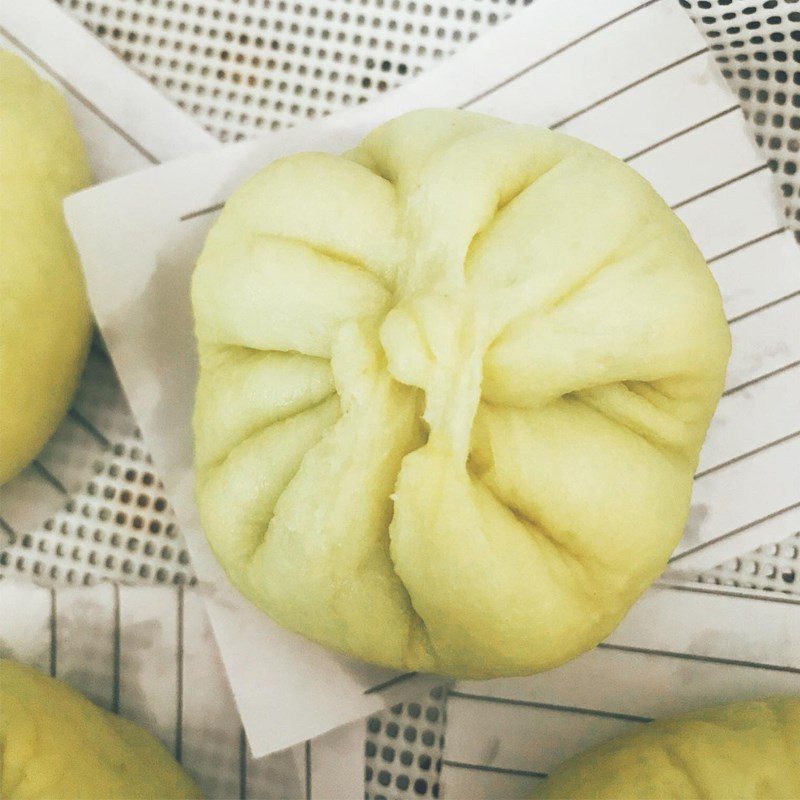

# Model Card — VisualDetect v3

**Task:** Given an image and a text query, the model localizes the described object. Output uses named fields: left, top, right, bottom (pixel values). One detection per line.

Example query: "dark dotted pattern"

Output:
left=55, top=0, right=534, bottom=141
left=365, top=686, right=447, bottom=800
left=680, top=0, right=800, bottom=235
left=0, top=435, right=195, bottom=588
left=692, top=532, right=800, bottom=592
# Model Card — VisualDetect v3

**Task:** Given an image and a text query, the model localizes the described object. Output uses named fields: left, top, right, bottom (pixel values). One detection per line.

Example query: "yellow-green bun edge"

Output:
left=1, top=658, right=202, bottom=799
left=540, top=696, right=800, bottom=800
left=0, top=50, right=92, bottom=485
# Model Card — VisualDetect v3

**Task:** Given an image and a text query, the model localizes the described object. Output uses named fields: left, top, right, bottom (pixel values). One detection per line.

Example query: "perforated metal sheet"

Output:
left=365, top=687, right=448, bottom=800
left=1, top=347, right=192, bottom=589
left=56, top=0, right=531, bottom=142
left=2, top=1, right=799, bottom=799
left=681, top=0, right=800, bottom=235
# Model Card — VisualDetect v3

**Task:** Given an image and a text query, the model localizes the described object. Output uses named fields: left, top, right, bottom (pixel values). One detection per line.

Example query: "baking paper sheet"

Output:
left=441, top=581, right=800, bottom=799
left=63, top=0, right=799, bottom=756
left=0, top=579, right=364, bottom=800
left=0, top=0, right=214, bottom=537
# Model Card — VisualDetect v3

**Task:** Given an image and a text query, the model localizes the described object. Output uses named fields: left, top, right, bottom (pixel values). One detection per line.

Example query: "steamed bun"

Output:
left=0, top=659, right=202, bottom=799
left=541, top=697, right=800, bottom=799
left=192, top=109, right=730, bottom=678
left=0, top=51, right=92, bottom=485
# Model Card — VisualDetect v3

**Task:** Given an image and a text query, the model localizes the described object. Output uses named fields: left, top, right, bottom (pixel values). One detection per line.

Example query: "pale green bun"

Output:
left=540, top=697, right=800, bottom=799
left=191, top=109, right=730, bottom=678
left=0, top=659, right=202, bottom=799
left=0, top=50, right=92, bottom=485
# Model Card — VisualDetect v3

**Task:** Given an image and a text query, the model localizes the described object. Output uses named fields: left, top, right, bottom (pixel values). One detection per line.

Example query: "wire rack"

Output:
left=2, top=1, right=799, bottom=798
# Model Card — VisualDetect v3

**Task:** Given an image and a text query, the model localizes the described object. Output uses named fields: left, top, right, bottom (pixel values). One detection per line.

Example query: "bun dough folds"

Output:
left=192, top=109, right=730, bottom=678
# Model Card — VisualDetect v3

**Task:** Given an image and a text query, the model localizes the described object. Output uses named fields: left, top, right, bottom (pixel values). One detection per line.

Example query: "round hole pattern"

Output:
left=1, top=432, right=194, bottom=588
left=53, top=0, right=799, bottom=234
left=55, top=0, right=533, bottom=142
left=680, top=0, right=800, bottom=235
left=365, top=686, right=447, bottom=800
left=687, top=530, right=800, bottom=594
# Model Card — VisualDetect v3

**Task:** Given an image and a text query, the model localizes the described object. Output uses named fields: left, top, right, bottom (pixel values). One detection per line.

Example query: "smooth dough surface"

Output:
left=0, top=659, right=202, bottom=799
left=540, top=697, right=800, bottom=799
left=192, top=109, right=731, bottom=678
left=0, top=51, right=92, bottom=485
